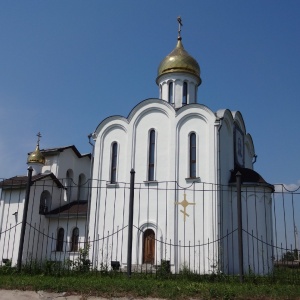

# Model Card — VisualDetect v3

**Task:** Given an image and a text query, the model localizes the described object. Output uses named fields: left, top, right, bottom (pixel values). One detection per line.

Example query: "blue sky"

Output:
left=0, top=0, right=299, bottom=187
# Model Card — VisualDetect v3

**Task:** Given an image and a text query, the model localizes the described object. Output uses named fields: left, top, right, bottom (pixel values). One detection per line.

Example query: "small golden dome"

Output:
left=27, top=144, right=45, bottom=164
left=156, top=38, right=201, bottom=85
left=27, top=132, right=45, bottom=165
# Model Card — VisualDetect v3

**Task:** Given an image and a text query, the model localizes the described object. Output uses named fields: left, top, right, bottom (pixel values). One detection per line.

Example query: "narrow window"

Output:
left=168, top=82, right=173, bottom=103
left=66, top=169, right=73, bottom=202
left=71, top=227, right=79, bottom=252
left=110, top=142, right=118, bottom=183
left=148, top=130, right=155, bottom=181
left=56, top=228, right=64, bottom=252
left=77, top=174, right=86, bottom=200
left=183, top=82, right=188, bottom=104
left=190, top=133, right=196, bottom=178
left=39, top=190, right=51, bottom=215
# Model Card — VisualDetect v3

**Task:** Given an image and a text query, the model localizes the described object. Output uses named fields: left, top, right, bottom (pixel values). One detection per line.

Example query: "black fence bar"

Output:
left=236, top=171, right=244, bottom=282
left=127, top=169, right=135, bottom=277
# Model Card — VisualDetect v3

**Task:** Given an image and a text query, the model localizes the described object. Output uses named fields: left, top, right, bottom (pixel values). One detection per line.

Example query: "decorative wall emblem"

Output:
left=234, top=125, right=244, bottom=167
left=175, top=193, right=195, bottom=222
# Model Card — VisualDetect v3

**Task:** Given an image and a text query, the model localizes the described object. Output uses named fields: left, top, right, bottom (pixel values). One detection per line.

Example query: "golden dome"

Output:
left=156, top=38, right=201, bottom=85
left=27, top=144, right=45, bottom=165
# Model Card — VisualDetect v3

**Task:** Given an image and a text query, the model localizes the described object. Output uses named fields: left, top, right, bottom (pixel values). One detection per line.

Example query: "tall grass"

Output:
left=0, top=263, right=300, bottom=299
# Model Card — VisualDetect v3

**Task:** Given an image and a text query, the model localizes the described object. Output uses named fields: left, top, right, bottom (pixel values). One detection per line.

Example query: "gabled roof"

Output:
left=229, top=167, right=274, bottom=191
left=28, top=145, right=91, bottom=159
left=0, top=173, right=64, bottom=189
left=46, top=200, right=88, bottom=216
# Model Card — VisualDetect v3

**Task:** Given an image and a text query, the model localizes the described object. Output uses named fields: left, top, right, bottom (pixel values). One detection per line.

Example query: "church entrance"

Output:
left=143, top=229, right=155, bottom=264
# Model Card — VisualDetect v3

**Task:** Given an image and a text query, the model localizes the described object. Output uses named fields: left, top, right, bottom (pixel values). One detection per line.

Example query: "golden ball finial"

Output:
left=27, top=132, right=45, bottom=165
left=156, top=39, right=201, bottom=85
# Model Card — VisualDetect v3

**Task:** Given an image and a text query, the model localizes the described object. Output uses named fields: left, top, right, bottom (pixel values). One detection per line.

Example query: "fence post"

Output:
left=17, top=166, right=33, bottom=272
left=236, top=171, right=244, bottom=282
left=127, top=168, right=135, bottom=277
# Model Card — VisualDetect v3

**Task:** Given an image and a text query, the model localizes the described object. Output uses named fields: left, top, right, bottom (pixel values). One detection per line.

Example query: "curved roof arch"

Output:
left=127, top=98, right=174, bottom=123
left=231, top=111, right=247, bottom=134
left=176, top=103, right=216, bottom=120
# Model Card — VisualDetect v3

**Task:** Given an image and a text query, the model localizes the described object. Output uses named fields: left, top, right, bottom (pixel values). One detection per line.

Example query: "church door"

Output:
left=143, top=229, right=155, bottom=264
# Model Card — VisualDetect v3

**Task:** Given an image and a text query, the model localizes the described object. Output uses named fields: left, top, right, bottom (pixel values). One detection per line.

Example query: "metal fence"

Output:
left=0, top=171, right=300, bottom=279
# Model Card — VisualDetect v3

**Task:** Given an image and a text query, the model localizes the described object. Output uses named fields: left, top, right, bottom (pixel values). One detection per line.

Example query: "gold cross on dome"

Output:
left=175, top=193, right=195, bottom=222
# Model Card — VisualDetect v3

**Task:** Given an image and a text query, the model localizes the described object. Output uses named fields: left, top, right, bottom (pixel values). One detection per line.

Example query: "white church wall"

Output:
left=176, top=105, right=217, bottom=182
left=41, top=148, right=91, bottom=204
left=22, top=183, right=52, bottom=266
left=174, top=187, right=218, bottom=273
left=43, top=154, right=59, bottom=175
left=0, top=189, right=25, bottom=265
left=133, top=109, right=171, bottom=182
left=177, top=114, right=211, bottom=183
left=130, top=106, right=173, bottom=267
left=54, top=149, right=91, bottom=202
left=0, top=177, right=80, bottom=266
left=88, top=182, right=130, bottom=269
left=221, top=187, right=273, bottom=275
left=47, top=217, right=87, bottom=264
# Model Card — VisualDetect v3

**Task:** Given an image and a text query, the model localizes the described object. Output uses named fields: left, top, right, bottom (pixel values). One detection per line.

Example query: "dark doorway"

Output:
left=143, top=229, right=155, bottom=264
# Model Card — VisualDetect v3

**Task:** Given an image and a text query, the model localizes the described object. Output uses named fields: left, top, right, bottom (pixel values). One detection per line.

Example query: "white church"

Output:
left=0, top=20, right=274, bottom=275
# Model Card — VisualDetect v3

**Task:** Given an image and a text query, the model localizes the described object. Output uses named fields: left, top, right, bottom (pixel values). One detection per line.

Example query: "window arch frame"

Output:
left=189, top=132, right=197, bottom=178
left=148, top=129, right=156, bottom=181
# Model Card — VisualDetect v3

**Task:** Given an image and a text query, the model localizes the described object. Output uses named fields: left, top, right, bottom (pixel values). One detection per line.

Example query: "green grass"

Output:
left=0, top=269, right=300, bottom=299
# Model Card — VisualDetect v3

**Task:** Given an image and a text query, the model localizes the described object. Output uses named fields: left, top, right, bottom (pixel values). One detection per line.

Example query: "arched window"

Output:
left=190, top=133, right=197, bottom=178
left=71, top=227, right=79, bottom=252
left=39, top=190, right=52, bottom=215
left=182, top=82, right=188, bottom=105
left=66, top=169, right=73, bottom=202
left=168, top=82, right=173, bottom=103
left=56, top=228, right=64, bottom=252
left=110, top=142, right=118, bottom=183
left=77, top=173, right=86, bottom=200
left=148, top=130, right=155, bottom=181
